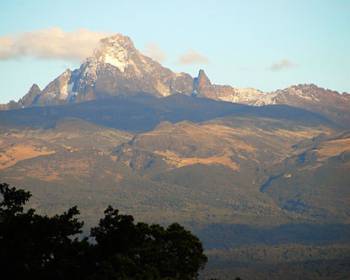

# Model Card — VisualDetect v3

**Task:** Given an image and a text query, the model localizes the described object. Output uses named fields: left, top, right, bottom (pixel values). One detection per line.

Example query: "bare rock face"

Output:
left=34, top=70, right=75, bottom=106
left=14, top=34, right=194, bottom=107
left=193, top=69, right=211, bottom=93
left=1, top=84, right=43, bottom=109
left=2, top=33, right=349, bottom=127
left=190, top=69, right=350, bottom=126
left=193, top=69, right=267, bottom=104
left=19, top=84, right=42, bottom=107
left=270, top=84, right=350, bottom=126
left=80, top=34, right=194, bottom=99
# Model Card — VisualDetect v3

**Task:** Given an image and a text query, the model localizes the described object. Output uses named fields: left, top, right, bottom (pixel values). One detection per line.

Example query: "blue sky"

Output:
left=0, top=0, right=349, bottom=103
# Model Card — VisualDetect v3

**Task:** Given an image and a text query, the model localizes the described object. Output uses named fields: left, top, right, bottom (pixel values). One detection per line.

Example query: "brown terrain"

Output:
left=0, top=33, right=349, bottom=280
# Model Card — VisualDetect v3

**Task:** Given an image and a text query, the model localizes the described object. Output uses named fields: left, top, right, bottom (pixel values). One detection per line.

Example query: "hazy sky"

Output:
left=0, top=0, right=349, bottom=103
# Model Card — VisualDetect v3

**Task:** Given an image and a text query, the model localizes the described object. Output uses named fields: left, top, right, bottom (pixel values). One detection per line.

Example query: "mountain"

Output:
left=271, top=84, right=350, bottom=126
left=1, top=32, right=350, bottom=279
left=2, top=33, right=349, bottom=127
left=9, top=34, right=193, bottom=107
left=192, top=72, right=350, bottom=126
left=193, top=69, right=267, bottom=104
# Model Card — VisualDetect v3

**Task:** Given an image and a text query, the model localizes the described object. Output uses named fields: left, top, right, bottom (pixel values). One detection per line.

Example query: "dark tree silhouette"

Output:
left=90, top=206, right=208, bottom=279
left=0, top=183, right=207, bottom=280
left=0, top=183, right=86, bottom=280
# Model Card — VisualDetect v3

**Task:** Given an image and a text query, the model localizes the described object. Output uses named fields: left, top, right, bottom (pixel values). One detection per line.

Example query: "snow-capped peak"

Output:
left=91, top=34, right=136, bottom=72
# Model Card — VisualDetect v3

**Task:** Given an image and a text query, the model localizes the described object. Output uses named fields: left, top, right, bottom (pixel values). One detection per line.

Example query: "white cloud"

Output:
left=178, top=49, right=209, bottom=65
left=269, top=59, right=297, bottom=71
left=143, top=43, right=167, bottom=63
left=0, top=27, right=111, bottom=61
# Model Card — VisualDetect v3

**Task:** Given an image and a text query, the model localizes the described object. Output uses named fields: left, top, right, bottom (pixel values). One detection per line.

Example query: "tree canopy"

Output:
left=0, top=183, right=207, bottom=280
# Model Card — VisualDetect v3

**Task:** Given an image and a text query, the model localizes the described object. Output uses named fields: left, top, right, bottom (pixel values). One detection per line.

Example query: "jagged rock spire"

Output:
left=193, top=69, right=211, bottom=90
left=19, top=83, right=42, bottom=107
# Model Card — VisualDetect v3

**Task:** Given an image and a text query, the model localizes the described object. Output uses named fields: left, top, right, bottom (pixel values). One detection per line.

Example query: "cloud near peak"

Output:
left=178, top=49, right=209, bottom=65
left=0, top=27, right=110, bottom=61
left=269, top=59, right=297, bottom=71
left=1, top=28, right=210, bottom=68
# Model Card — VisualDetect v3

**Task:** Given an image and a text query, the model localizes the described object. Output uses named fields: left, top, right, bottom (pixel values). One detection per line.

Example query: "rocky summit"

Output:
left=2, top=33, right=350, bottom=126
left=9, top=34, right=194, bottom=107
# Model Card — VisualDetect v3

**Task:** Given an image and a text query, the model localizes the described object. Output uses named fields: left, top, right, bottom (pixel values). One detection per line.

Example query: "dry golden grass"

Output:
left=131, top=121, right=337, bottom=172
left=317, top=138, right=350, bottom=159
left=201, top=124, right=257, bottom=153
left=274, top=128, right=331, bottom=140
left=0, top=144, right=55, bottom=170
left=141, top=122, right=257, bottom=154
left=155, top=150, right=239, bottom=171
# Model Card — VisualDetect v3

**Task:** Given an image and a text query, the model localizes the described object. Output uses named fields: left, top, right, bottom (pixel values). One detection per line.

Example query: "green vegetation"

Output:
left=0, top=183, right=207, bottom=280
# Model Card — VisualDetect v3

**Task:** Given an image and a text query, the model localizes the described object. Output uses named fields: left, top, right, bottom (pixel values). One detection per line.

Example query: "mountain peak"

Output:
left=29, top=83, right=41, bottom=92
left=282, top=83, right=344, bottom=98
left=193, top=69, right=211, bottom=93
left=19, top=83, right=42, bottom=107
left=291, top=83, right=321, bottom=91
left=91, top=34, right=137, bottom=72
left=100, top=34, right=135, bottom=48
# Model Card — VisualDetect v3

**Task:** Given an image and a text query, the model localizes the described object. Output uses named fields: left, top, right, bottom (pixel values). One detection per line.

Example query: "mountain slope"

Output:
left=260, top=132, right=350, bottom=222
left=1, top=33, right=349, bottom=128
left=193, top=71, right=350, bottom=127
left=8, top=34, right=193, bottom=107
left=1, top=114, right=348, bottom=225
left=0, top=94, right=335, bottom=132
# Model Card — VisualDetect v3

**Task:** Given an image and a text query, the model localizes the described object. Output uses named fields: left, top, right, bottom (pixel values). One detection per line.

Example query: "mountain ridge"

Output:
left=0, top=93, right=337, bottom=132
left=2, top=33, right=349, bottom=126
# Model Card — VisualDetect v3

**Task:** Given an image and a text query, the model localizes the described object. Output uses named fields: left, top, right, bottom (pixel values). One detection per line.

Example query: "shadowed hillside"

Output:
left=0, top=94, right=338, bottom=132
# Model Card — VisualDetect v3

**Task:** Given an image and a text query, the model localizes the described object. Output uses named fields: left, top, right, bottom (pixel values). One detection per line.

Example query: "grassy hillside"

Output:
left=0, top=109, right=349, bottom=279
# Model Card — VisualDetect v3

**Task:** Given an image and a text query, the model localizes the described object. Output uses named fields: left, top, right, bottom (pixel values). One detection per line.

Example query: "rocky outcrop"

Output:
left=193, top=69, right=211, bottom=94
left=19, top=84, right=42, bottom=107
left=192, top=69, right=267, bottom=104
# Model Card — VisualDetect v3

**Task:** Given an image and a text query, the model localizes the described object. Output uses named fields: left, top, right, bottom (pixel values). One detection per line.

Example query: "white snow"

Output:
left=293, top=89, right=320, bottom=102
left=103, top=52, right=127, bottom=72
left=216, top=88, right=277, bottom=106
left=93, top=38, right=130, bottom=72
left=81, top=59, right=98, bottom=86
left=57, top=71, right=73, bottom=100
left=59, top=83, right=68, bottom=100
left=67, top=82, right=78, bottom=98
